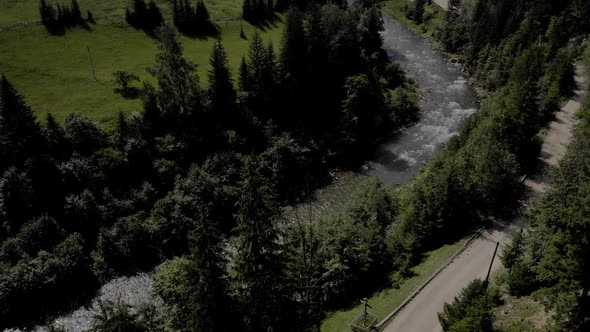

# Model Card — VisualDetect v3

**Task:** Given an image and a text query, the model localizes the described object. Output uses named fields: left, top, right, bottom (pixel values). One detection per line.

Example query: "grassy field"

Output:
left=320, top=237, right=467, bottom=332
left=0, top=0, right=283, bottom=123
left=382, top=0, right=445, bottom=41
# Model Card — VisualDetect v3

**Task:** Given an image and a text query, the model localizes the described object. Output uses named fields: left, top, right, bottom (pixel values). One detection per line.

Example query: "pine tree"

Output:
left=262, top=41, right=278, bottom=92
left=154, top=25, right=200, bottom=117
left=242, top=0, right=253, bottom=22
left=140, top=82, right=162, bottom=140
left=238, top=56, right=251, bottom=92
left=45, top=113, right=71, bottom=161
left=208, top=40, right=237, bottom=125
left=71, top=0, right=82, bottom=24
left=280, top=6, right=306, bottom=79
left=184, top=169, right=235, bottom=330
left=232, top=157, right=290, bottom=331
left=0, top=75, right=45, bottom=166
left=274, top=0, right=288, bottom=13
left=358, top=6, right=384, bottom=57
left=247, top=32, right=267, bottom=91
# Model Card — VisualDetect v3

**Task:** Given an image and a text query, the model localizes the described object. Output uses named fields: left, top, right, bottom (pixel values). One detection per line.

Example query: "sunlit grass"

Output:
left=0, top=0, right=283, bottom=123
left=320, top=237, right=467, bottom=332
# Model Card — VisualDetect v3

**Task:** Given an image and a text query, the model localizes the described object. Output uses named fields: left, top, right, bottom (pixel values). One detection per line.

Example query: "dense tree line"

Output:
left=0, top=1, right=418, bottom=329
left=173, top=0, right=217, bottom=36
left=437, top=0, right=589, bottom=91
left=39, top=0, right=90, bottom=34
left=373, top=0, right=582, bottom=281
left=242, top=0, right=276, bottom=25
left=500, top=85, right=590, bottom=331
left=125, top=0, right=164, bottom=34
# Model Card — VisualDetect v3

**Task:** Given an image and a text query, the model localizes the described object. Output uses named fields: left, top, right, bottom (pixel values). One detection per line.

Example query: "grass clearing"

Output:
left=493, top=295, right=551, bottom=331
left=382, top=0, right=445, bottom=41
left=320, top=237, right=467, bottom=332
left=0, top=0, right=283, bottom=123
left=0, top=0, right=243, bottom=27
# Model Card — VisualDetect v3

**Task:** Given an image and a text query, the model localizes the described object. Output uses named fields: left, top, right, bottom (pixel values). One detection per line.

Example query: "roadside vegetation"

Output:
left=425, top=0, right=590, bottom=331
left=0, top=0, right=421, bottom=330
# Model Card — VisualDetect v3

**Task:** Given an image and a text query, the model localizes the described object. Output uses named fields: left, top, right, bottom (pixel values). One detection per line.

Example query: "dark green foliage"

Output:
left=0, top=168, right=36, bottom=237
left=90, top=300, right=154, bottom=332
left=438, top=279, right=497, bottom=332
left=154, top=207, right=236, bottom=331
left=436, top=0, right=589, bottom=88
left=63, top=113, right=107, bottom=156
left=412, top=0, right=425, bottom=24
left=173, top=0, right=217, bottom=37
left=0, top=76, right=45, bottom=167
left=0, top=234, right=94, bottom=329
left=242, top=0, right=276, bottom=25
left=501, top=230, right=524, bottom=273
left=1, top=3, right=419, bottom=329
left=231, top=157, right=292, bottom=331
left=125, top=0, right=164, bottom=34
left=113, top=70, right=140, bottom=98
left=39, top=0, right=86, bottom=34
left=503, top=95, right=590, bottom=329
left=208, top=39, right=238, bottom=129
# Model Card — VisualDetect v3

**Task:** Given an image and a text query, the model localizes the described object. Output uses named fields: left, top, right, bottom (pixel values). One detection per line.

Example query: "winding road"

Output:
left=380, top=70, right=587, bottom=332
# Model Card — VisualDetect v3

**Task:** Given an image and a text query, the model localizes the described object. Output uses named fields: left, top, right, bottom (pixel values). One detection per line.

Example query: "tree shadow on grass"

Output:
left=178, top=22, right=221, bottom=39
left=114, top=87, right=141, bottom=99
left=247, top=13, right=284, bottom=31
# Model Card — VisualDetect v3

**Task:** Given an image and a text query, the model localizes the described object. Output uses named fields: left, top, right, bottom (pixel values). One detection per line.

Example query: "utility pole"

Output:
left=87, top=46, right=96, bottom=80
left=485, top=242, right=500, bottom=287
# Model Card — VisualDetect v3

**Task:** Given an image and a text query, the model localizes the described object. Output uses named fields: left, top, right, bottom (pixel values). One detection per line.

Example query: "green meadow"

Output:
left=0, top=0, right=283, bottom=123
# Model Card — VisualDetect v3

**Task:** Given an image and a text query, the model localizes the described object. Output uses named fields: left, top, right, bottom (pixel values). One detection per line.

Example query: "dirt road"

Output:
left=381, top=72, right=586, bottom=332
left=433, top=0, right=449, bottom=10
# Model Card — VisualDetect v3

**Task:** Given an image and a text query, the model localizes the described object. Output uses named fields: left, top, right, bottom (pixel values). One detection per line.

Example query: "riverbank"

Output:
left=381, top=67, right=587, bottom=332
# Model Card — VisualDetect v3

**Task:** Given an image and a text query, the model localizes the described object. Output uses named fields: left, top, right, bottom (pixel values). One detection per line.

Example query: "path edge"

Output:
left=374, top=228, right=483, bottom=330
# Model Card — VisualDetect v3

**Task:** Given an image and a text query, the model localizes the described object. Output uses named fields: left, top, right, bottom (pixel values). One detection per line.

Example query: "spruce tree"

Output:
left=247, top=31, right=267, bottom=93
left=0, top=75, right=45, bottom=166
left=238, top=56, right=251, bottom=92
left=274, top=0, right=288, bottom=12
left=208, top=40, right=237, bottom=125
left=71, top=0, right=82, bottom=24
left=242, top=0, right=253, bottom=23
left=280, top=6, right=306, bottom=80
left=154, top=25, right=200, bottom=116
left=232, top=157, right=290, bottom=331
left=45, top=113, right=72, bottom=161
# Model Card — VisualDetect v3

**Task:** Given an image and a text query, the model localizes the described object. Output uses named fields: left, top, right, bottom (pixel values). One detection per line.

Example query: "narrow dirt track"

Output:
left=381, top=72, right=586, bottom=332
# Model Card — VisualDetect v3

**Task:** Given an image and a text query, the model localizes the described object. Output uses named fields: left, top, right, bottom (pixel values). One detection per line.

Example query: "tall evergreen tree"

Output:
left=44, top=113, right=72, bottom=161
left=238, top=56, right=251, bottom=93
left=232, top=157, right=290, bottom=331
left=208, top=40, right=237, bottom=126
left=280, top=6, right=306, bottom=80
left=0, top=75, right=45, bottom=167
left=154, top=25, right=201, bottom=118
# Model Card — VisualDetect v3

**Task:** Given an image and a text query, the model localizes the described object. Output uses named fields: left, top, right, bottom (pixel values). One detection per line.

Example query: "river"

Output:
left=368, top=15, right=477, bottom=186
left=15, top=13, right=477, bottom=332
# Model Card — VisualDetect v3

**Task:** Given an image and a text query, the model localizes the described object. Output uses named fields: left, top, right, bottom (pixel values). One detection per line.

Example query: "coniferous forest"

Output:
left=1, top=0, right=419, bottom=330
left=2, top=0, right=590, bottom=331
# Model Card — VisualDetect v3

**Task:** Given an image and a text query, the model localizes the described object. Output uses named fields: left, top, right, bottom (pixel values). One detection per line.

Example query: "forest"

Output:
left=1, top=0, right=590, bottom=331
left=0, top=0, right=419, bottom=330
